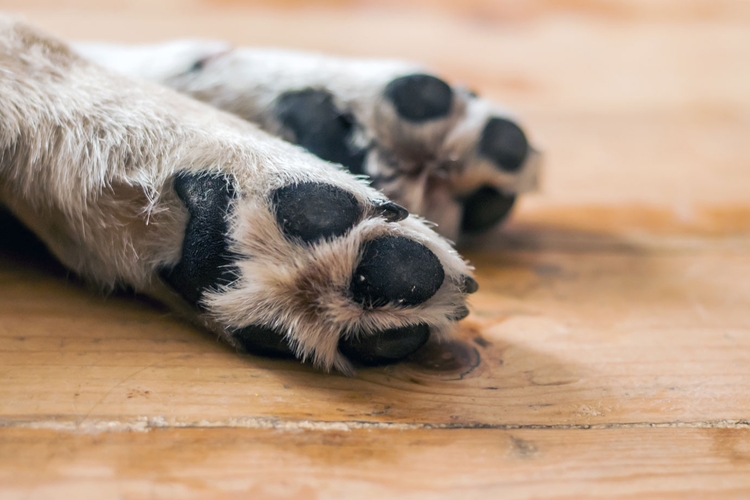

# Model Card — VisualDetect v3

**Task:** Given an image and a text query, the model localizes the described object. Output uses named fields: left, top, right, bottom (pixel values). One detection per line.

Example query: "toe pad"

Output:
left=350, top=236, right=444, bottom=308
left=339, top=323, right=430, bottom=366
left=478, top=117, right=529, bottom=173
left=461, top=186, right=516, bottom=234
left=272, top=182, right=361, bottom=244
left=384, top=74, right=454, bottom=123
left=234, top=324, right=294, bottom=358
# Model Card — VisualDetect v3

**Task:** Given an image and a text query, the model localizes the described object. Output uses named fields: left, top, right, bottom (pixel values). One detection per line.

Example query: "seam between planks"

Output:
left=1, top=417, right=749, bottom=433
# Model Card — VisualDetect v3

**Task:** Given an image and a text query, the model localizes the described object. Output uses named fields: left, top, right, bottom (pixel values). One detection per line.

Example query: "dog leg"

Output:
left=1, top=18, right=476, bottom=373
left=76, top=40, right=543, bottom=242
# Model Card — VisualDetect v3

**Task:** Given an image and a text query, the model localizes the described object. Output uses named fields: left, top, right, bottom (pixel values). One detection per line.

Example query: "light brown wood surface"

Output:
left=1, top=0, right=749, bottom=498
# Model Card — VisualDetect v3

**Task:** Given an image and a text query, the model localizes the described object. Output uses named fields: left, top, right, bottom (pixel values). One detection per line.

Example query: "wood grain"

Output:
left=1, top=428, right=750, bottom=500
left=1, top=241, right=749, bottom=428
left=1, top=0, right=749, bottom=498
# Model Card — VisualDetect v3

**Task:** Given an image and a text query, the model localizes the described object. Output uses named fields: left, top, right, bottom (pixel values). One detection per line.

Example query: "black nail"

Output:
left=461, top=275, right=479, bottom=294
left=375, top=200, right=409, bottom=222
left=449, top=305, right=470, bottom=321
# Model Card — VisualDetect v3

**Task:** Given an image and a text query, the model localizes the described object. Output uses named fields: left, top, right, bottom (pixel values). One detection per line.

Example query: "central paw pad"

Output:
left=272, top=182, right=361, bottom=243
left=338, top=323, right=431, bottom=366
left=350, top=236, right=445, bottom=308
left=275, top=89, right=367, bottom=175
left=160, top=172, right=238, bottom=307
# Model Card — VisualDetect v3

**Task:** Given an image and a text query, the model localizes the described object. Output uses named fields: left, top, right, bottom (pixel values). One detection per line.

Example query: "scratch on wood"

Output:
left=510, top=435, right=539, bottom=458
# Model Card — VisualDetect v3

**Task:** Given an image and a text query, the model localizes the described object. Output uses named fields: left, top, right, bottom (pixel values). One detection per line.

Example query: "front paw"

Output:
left=159, top=167, right=477, bottom=374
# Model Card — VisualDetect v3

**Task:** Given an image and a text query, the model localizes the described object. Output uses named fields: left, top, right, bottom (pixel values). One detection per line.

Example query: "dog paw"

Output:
left=76, top=42, right=542, bottom=241
left=158, top=167, right=476, bottom=374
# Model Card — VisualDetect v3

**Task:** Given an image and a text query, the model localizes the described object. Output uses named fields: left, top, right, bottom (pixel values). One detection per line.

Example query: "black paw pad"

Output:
left=272, top=182, right=361, bottom=244
left=478, top=117, right=529, bottom=172
left=338, top=323, right=430, bottom=366
left=234, top=324, right=294, bottom=358
left=160, top=172, right=238, bottom=308
left=275, top=89, right=367, bottom=175
left=384, top=74, right=454, bottom=123
left=350, top=236, right=445, bottom=308
left=461, top=186, right=516, bottom=234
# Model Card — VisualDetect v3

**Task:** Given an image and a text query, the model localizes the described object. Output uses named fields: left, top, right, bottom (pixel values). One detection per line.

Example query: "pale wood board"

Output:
left=1, top=0, right=749, bottom=498
left=1, top=428, right=750, bottom=500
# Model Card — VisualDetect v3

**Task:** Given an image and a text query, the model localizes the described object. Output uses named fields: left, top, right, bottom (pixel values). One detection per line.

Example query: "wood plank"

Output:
left=1, top=213, right=748, bottom=427
left=1, top=427, right=749, bottom=499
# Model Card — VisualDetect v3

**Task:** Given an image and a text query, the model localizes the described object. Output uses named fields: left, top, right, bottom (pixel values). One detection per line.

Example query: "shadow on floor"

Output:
left=1, top=206, right=634, bottom=425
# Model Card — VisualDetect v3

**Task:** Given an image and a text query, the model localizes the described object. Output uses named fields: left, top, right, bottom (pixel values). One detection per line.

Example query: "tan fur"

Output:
left=0, top=17, right=473, bottom=373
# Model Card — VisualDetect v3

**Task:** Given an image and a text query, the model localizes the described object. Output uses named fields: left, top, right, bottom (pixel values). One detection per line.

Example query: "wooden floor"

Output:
left=2, top=0, right=750, bottom=498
